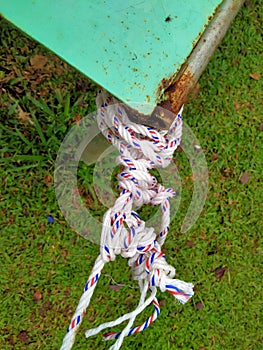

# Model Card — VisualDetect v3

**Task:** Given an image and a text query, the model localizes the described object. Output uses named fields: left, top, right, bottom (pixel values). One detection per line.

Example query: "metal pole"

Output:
left=158, top=0, right=245, bottom=126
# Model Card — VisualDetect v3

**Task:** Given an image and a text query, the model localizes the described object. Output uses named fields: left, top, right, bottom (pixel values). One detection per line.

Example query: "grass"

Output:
left=0, top=2, right=262, bottom=349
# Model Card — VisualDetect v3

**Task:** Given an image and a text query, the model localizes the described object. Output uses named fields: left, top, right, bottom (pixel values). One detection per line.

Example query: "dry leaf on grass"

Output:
left=33, top=289, right=43, bottom=303
left=45, top=174, right=53, bottom=187
left=195, top=301, right=204, bottom=310
left=30, top=54, right=48, bottom=70
left=108, top=284, right=124, bottom=291
left=16, top=105, right=34, bottom=125
left=214, top=266, right=227, bottom=279
left=186, top=240, right=195, bottom=248
left=211, top=153, right=219, bottom=162
left=249, top=72, right=260, bottom=81
left=239, top=173, right=250, bottom=184
left=18, top=330, right=29, bottom=343
left=159, top=299, right=166, bottom=306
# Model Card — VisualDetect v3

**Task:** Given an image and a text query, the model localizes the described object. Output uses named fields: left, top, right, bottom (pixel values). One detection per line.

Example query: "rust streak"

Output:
left=124, top=66, right=195, bottom=130
left=158, top=67, right=194, bottom=117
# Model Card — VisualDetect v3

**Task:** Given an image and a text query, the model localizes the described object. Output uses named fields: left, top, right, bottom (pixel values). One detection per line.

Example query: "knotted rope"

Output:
left=60, top=91, right=194, bottom=350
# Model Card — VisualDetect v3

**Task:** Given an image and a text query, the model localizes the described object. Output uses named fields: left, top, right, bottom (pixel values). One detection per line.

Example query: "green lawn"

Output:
left=0, top=2, right=262, bottom=349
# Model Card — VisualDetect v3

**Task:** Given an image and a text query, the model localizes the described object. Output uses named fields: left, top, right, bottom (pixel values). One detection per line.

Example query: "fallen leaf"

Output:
left=240, top=49, right=247, bottom=56
left=33, top=290, right=43, bottom=303
left=108, top=284, right=124, bottom=291
left=16, top=105, right=34, bottom=125
left=259, top=122, right=263, bottom=131
left=249, top=72, right=260, bottom=81
left=215, top=266, right=227, bottom=279
left=45, top=174, right=53, bottom=187
left=71, top=114, right=82, bottom=125
left=195, top=301, right=204, bottom=310
left=211, top=153, right=219, bottom=162
left=18, top=330, right=29, bottom=343
left=239, top=173, right=250, bottom=184
left=159, top=299, right=166, bottom=307
left=186, top=240, right=195, bottom=248
left=30, top=54, right=48, bottom=70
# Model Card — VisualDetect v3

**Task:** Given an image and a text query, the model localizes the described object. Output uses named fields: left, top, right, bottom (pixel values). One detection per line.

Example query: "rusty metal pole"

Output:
left=159, top=0, right=245, bottom=122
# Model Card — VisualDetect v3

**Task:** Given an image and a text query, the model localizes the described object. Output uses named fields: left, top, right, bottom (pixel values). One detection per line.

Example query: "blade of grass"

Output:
left=64, top=93, right=71, bottom=118
left=27, top=93, right=54, bottom=117
left=7, top=100, right=19, bottom=116
left=5, top=163, right=42, bottom=171
left=86, top=182, right=98, bottom=207
left=0, top=155, right=45, bottom=162
left=29, top=109, right=47, bottom=145
left=14, top=127, right=33, bottom=147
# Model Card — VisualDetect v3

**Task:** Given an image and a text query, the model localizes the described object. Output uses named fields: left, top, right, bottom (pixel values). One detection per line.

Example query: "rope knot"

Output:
left=60, top=92, right=194, bottom=350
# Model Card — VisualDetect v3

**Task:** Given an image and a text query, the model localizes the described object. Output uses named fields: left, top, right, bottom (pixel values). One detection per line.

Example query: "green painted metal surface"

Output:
left=0, top=0, right=222, bottom=113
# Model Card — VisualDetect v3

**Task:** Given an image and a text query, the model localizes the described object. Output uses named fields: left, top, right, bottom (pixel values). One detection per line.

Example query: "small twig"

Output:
left=104, top=274, right=139, bottom=290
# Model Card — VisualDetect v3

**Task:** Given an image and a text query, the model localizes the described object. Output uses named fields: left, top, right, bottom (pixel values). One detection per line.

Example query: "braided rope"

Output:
left=60, top=91, right=194, bottom=350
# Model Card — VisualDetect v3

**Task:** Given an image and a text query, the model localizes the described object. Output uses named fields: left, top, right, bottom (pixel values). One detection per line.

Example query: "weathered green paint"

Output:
left=0, top=0, right=222, bottom=113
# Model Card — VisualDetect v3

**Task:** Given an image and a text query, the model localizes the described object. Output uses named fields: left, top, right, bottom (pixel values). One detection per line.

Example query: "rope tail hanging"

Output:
left=60, top=91, right=194, bottom=350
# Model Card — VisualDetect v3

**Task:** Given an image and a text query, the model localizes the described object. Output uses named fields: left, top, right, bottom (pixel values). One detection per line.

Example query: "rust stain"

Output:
left=157, top=76, right=174, bottom=96
left=153, top=1, right=224, bottom=127
left=124, top=65, right=195, bottom=130
left=159, top=69, right=194, bottom=116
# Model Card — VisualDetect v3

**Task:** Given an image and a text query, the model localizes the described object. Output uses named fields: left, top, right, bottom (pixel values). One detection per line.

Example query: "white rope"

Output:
left=60, top=91, right=194, bottom=350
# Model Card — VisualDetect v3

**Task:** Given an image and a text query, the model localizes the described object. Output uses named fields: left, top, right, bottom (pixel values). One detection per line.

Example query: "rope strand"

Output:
left=60, top=91, right=194, bottom=349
